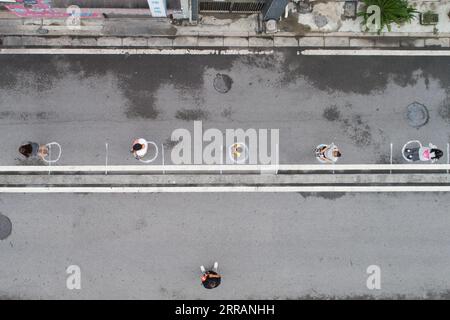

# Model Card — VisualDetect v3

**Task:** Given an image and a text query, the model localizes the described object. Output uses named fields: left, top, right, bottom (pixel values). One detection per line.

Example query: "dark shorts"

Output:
left=404, top=147, right=420, bottom=161
left=202, top=272, right=221, bottom=289
left=30, top=142, right=40, bottom=157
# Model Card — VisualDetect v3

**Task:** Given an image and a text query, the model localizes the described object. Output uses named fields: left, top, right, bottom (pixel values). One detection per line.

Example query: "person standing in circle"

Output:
left=404, top=143, right=443, bottom=163
left=200, top=262, right=221, bottom=289
left=131, top=138, right=148, bottom=159
left=315, top=143, right=341, bottom=164
left=18, top=142, right=48, bottom=160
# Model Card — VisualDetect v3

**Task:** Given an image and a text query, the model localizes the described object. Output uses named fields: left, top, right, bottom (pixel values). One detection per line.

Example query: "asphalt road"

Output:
left=0, top=51, right=450, bottom=299
left=0, top=50, right=449, bottom=166
left=0, top=192, right=450, bottom=299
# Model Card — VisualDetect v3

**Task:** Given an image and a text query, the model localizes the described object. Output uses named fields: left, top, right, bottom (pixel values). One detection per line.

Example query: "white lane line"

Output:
left=301, top=49, right=450, bottom=56
left=0, top=48, right=274, bottom=55
left=0, top=164, right=448, bottom=172
left=0, top=186, right=449, bottom=193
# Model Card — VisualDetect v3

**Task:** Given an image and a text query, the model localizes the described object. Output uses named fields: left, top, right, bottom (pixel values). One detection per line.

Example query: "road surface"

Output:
left=0, top=50, right=449, bottom=299
left=1, top=192, right=450, bottom=299
left=0, top=50, right=449, bottom=166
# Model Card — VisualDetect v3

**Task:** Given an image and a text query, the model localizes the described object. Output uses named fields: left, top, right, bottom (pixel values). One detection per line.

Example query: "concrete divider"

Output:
left=0, top=173, right=448, bottom=185
left=0, top=165, right=448, bottom=193
left=0, top=164, right=448, bottom=173
left=1, top=34, right=450, bottom=50
left=0, top=186, right=449, bottom=193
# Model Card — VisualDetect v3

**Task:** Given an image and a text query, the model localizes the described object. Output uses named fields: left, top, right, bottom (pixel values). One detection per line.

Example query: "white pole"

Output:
left=48, top=145, right=51, bottom=175
left=161, top=143, right=165, bottom=175
left=332, top=140, right=336, bottom=174
left=105, top=142, right=108, bottom=175
left=276, top=142, right=279, bottom=175
left=390, top=143, right=393, bottom=174
left=220, top=145, right=223, bottom=175
left=447, top=143, right=449, bottom=175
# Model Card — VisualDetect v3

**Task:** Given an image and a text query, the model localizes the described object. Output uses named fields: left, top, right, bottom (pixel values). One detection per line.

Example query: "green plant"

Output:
left=358, top=0, right=418, bottom=33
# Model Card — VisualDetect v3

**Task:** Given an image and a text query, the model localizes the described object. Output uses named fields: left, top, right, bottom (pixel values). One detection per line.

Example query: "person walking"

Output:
left=131, top=138, right=148, bottom=159
left=200, top=262, right=221, bottom=289
left=18, top=142, right=48, bottom=160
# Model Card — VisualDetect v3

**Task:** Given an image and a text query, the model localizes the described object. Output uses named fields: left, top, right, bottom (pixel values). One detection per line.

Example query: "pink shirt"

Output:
left=419, top=147, right=431, bottom=161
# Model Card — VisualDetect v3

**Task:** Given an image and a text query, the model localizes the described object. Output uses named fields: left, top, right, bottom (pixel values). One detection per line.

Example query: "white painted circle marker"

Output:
left=228, top=142, right=249, bottom=164
left=138, top=141, right=159, bottom=164
left=42, top=142, right=62, bottom=163
left=401, top=140, right=422, bottom=162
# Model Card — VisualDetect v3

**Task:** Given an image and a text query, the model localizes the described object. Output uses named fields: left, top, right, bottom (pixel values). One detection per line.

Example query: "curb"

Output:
left=1, top=35, right=450, bottom=49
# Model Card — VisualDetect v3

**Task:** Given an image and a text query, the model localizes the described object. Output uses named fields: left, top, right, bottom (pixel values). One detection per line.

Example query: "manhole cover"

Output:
left=406, top=102, right=429, bottom=128
left=314, top=14, right=328, bottom=28
left=0, top=214, right=12, bottom=240
left=213, top=74, right=233, bottom=93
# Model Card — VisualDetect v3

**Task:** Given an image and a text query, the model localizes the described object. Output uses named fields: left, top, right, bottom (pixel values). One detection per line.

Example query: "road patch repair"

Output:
left=0, top=164, right=449, bottom=193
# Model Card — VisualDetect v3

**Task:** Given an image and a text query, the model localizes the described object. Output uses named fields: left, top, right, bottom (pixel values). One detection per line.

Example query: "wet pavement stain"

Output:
left=341, top=115, right=372, bottom=147
left=108, top=55, right=235, bottom=120
left=0, top=56, right=63, bottom=92
left=323, top=105, right=341, bottom=121
left=175, top=108, right=208, bottom=121
left=240, top=54, right=280, bottom=71
left=0, top=55, right=236, bottom=121
left=124, top=91, right=159, bottom=119
left=439, top=91, right=450, bottom=123
left=0, top=111, right=57, bottom=121
left=298, top=192, right=346, bottom=200
left=221, top=106, right=233, bottom=120
left=280, top=51, right=450, bottom=94
left=321, top=103, right=375, bottom=149
left=163, top=136, right=182, bottom=149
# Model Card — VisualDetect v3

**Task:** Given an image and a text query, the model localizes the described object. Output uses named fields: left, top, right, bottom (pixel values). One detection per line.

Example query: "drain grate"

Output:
left=213, top=74, right=233, bottom=93
left=200, top=0, right=265, bottom=13
left=406, top=102, right=429, bottom=128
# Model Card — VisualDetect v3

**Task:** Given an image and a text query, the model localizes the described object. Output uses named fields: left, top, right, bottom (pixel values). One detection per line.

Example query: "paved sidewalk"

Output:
left=0, top=2, right=450, bottom=49
left=296, top=0, right=450, bottom=34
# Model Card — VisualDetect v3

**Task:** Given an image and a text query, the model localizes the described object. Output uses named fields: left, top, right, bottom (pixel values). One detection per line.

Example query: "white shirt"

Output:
left=133, top=138, right=148, bottom=158
left=324, top=145, right=340, bottom=163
